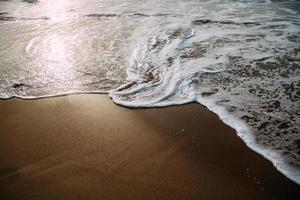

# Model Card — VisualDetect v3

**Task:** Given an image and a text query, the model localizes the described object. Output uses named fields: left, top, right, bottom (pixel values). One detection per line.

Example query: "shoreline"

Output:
left=3, top=92, right=300, bottom=185
left=0, top=94, right=299, bottom=199
left=195, top=97, right=300, bottom=186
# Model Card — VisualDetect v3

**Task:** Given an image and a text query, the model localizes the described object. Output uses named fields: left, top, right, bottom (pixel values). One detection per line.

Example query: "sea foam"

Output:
left=110, top=2, right=300, bottom=184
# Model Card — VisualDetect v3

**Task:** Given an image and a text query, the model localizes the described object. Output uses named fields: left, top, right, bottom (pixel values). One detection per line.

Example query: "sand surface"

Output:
left=0, top=94, right=299, bottom=200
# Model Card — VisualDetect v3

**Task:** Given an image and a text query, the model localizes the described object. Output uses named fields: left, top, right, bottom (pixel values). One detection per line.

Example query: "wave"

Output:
left=1, top=0, right=300, bottom=185
left=0, top=12, right=180, bottom=22
left=109, top=18, right=300, bottom=184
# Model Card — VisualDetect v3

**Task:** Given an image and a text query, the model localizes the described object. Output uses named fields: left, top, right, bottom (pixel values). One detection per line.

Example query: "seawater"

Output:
left=0, top=0, right=299, bottom=184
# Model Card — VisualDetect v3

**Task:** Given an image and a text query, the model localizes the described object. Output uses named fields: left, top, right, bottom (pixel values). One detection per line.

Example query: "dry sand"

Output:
left=0, top=94, right=299, bottom=200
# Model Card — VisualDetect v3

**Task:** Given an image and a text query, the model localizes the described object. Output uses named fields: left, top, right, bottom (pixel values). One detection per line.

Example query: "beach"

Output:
left=0, top=94, right=299, bottom=200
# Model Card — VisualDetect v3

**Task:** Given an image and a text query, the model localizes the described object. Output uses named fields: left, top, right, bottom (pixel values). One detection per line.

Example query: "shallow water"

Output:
left=0, top=0, right=299, bottom=184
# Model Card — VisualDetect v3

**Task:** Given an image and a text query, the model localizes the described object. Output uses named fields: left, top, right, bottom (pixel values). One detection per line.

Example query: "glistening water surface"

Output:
left=0, top=0, right=299, bottom=184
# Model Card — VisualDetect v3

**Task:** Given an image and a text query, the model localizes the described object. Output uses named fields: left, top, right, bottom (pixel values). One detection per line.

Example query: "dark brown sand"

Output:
left=0, top=94, right=299, bottom=200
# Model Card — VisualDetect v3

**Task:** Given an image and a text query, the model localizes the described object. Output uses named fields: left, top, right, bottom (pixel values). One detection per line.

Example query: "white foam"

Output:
left=195, top=97, right=300, bottom=185
left=109, top=1, right=300, bottom=184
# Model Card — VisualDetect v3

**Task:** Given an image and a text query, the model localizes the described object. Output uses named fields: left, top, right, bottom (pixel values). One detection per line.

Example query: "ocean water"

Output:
left=0, top=0, right=299, bottom=184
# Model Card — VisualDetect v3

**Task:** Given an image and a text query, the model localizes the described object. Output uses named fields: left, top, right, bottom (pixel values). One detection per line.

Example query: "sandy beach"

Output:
left=0, top=94, right=299, bottom=200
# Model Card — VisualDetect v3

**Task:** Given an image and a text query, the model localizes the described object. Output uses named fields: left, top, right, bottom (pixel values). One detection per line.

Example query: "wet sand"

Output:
left=0, top=94, right=299, bottom=200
